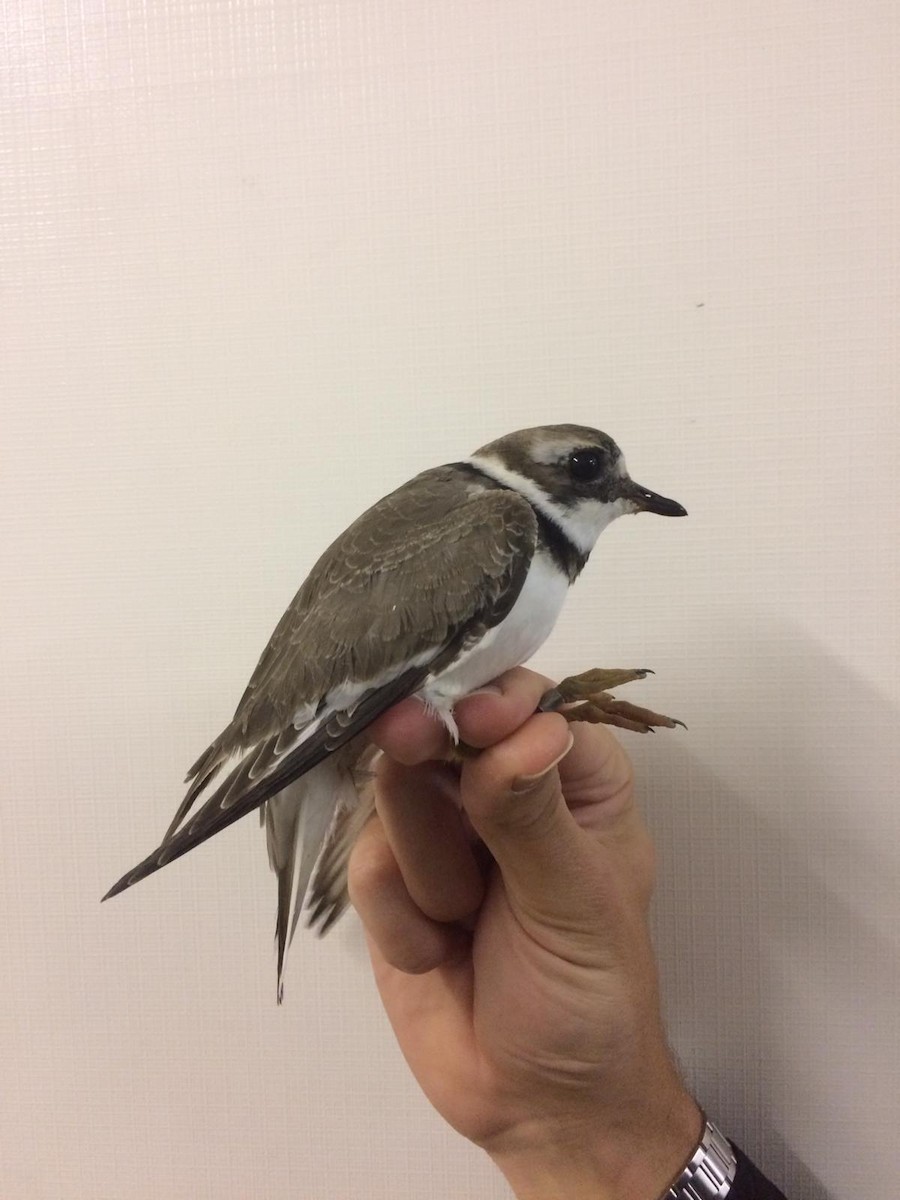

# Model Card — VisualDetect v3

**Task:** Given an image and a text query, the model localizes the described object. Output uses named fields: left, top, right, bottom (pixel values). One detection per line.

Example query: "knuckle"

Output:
left=413, top=891, right=474, bottom=925
left=347, top=838, right=396, bottom=905
left=383, top=940, right=445, bottom=975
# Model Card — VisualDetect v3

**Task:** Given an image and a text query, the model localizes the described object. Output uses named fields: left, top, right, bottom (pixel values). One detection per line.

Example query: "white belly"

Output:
left=422, top=553, right=569, bottom=710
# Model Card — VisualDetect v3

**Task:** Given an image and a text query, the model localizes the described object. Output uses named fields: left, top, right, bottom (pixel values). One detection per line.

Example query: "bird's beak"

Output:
left=620, top=478, right=687, bottom=517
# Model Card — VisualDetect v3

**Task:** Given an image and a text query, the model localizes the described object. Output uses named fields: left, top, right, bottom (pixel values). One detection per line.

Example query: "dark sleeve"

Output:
left=729, top=1142, right=790, bottom=1199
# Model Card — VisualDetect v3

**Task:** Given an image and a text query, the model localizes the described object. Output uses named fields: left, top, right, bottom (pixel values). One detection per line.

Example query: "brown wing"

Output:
left=226, top=465, right=537, bottom=746
left=103, top=472, right=537, bottom=899
left=161, top=466, right=535, bottom=841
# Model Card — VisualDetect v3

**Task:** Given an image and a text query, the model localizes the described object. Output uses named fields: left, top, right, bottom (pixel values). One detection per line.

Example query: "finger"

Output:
left=460, top=712, right=605, bottom=929
left=364, top=931, right=478, bottom=1085
left=368, top=697, right=451, bottom=765
left=556, top=720, right=635, bottom=818
left=452, top=668, right=554, bottom=748
left=556, top=723, right=656, bottom=908
left=348, top=815, right=469, bottom=975
left=375, top=758, right=485, bottom=923
left=369, top=668, right=557, bottom=766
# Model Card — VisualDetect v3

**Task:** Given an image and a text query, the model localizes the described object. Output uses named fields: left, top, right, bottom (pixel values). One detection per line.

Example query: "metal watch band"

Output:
left=666, top=1115, right=737, bottom=1200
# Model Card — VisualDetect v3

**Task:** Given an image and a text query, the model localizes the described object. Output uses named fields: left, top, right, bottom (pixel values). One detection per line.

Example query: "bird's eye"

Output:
left=567, top=449, right=604, bottom=482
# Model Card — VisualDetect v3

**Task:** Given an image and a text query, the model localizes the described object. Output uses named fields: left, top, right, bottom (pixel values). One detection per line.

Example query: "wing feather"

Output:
left=226, top=468, right=537, bottom=746
left=104, top=472, right=537, bottom=900
left=103, top=663, right=430, bottom=899
left=167, top=473, right=535, bottom=835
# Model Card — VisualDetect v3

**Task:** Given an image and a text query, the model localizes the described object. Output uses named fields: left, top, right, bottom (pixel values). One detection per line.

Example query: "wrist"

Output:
left=489, top=1087, right=703, bottom=1200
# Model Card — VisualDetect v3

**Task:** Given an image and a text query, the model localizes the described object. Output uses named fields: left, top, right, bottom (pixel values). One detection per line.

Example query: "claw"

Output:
left=536, top=668, right=684, bottom=734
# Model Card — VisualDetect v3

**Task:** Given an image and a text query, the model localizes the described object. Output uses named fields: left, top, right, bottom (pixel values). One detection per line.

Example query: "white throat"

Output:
left=466, top=453, right=627, bottom=555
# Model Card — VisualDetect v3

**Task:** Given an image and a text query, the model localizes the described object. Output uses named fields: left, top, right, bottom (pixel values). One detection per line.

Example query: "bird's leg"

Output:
left=445, top=670, right=684, bottom=760
left=446, top=740, right=481, bottom=763
left=538, top=668, right=685, bottom=734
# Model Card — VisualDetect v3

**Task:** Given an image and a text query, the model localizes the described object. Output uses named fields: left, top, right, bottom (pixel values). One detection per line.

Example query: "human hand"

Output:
left=350, top=667, right=701, bottom=1200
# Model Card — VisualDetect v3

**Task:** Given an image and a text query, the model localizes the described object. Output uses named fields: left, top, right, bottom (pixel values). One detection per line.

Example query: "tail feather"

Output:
left=266, top=756, right=360, bottom=1003
left=306, top=745, right=379, bottom=936
left=306, top=791, right=376, bottom=936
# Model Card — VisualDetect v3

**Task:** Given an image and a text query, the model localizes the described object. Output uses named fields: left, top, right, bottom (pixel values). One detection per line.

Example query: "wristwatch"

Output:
left=666, top=1115, right=737, bottom=1199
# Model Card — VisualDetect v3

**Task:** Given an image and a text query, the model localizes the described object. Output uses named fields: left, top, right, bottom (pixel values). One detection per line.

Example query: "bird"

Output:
left=103, top=423, right=686, bottom=1000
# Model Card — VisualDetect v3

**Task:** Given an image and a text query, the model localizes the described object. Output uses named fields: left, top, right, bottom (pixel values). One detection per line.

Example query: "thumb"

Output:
left=460, top=713, right=600, bottom=928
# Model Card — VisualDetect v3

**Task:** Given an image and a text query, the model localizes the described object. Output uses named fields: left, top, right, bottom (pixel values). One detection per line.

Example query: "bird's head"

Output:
left=470, top=423, right=687, bottom=554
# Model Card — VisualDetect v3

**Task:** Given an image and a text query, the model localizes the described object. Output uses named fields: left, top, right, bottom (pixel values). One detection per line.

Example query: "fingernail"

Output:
left=465, top=683, right=504, bottom=699
left=510, top=731, right=575, bottom=794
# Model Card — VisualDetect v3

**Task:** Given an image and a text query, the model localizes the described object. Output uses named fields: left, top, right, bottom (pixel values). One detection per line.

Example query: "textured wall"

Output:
left=2, top=2, right=898, bottom=1197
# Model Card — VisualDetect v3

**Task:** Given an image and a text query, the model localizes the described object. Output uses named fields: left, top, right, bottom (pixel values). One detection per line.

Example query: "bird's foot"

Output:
left=538, top=668, right=686, bottom=734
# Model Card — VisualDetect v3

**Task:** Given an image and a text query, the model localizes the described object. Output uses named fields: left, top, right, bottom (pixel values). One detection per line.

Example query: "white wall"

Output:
left=2, top=3, right=898, bottom=1197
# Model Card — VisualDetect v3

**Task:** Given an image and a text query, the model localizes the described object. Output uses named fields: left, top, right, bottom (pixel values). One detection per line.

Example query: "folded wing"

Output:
left=103, top=471, right=537, bottom=901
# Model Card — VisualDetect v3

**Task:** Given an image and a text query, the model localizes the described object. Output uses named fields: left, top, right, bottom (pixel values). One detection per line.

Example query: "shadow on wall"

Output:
left=640, top=611, right=899, bottom=1200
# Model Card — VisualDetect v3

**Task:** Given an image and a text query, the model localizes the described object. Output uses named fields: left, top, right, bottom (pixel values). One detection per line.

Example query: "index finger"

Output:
left=368, top=668, right=555, bottom=765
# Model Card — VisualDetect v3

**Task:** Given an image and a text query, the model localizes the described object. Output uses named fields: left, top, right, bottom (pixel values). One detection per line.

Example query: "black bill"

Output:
left=622, top=479, right=687, bottom=517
